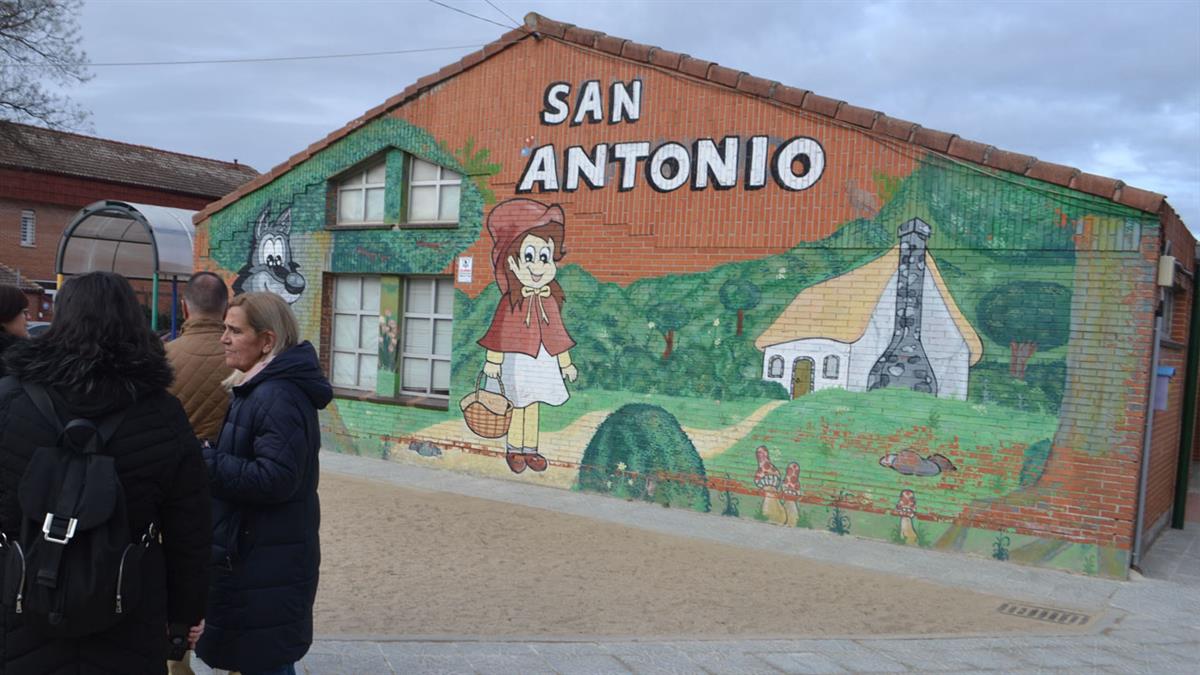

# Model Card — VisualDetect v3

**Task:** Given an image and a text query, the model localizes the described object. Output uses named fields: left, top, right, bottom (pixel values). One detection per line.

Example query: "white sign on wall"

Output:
left=457, top=256, right=473, bottom=283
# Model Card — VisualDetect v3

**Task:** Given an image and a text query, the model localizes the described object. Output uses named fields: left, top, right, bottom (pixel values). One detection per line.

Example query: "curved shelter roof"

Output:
left=57, top=200, right=197, bottom=280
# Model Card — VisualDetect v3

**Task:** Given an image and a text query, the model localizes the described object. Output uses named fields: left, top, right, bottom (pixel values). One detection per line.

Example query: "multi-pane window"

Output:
left=337, top=161, right=386, bottom=225
left=768, top=356, right=784, bottom=378
left=332, top=276, right=380, bottom=390
left=401, top=278, right=454, bottom=397
left=19, top=210, right=35, bottom=247
left=407, top=157, right=461, bottom=223
left=823, top=355, right=840, bottom=379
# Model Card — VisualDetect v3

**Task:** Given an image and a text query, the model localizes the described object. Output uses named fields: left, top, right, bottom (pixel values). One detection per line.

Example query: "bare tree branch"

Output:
left=0, top=0, right=91, bottom=129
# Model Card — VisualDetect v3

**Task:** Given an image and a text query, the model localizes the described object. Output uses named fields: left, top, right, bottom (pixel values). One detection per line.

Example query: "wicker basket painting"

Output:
left=460, top=372, right=513, bottom=438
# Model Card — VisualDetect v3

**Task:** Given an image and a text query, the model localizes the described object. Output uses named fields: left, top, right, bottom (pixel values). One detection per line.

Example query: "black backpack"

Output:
left=0, top=381, right=156, bottom=637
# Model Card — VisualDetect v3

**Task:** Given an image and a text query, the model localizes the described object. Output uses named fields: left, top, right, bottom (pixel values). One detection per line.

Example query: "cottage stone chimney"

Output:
left=866, top=218, right=937, bottom=396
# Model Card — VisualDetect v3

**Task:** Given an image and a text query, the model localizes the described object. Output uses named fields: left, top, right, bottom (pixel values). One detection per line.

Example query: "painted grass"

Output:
left=704, top=388, right=1059, bottom=515
left=539, top=390, right=773, bottom=433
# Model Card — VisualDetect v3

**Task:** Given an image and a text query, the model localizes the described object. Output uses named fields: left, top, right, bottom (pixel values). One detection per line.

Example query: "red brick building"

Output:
left=195, top=13, right=1193, bottom=576
left=0, top=122, right=258, bottom=305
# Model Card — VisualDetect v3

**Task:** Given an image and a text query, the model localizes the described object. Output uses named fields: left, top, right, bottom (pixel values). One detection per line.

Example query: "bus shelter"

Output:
left=57, top=200, right=197, bottom=336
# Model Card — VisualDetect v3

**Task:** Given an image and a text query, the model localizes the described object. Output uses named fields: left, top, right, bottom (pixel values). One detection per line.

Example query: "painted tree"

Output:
left=718, top=279, right=761, bottom=336
left=977, top=281, right=1071, bottom=380
left=648, top=301, right=690, bottom=359
left=0, top=0, right=91, bottom=129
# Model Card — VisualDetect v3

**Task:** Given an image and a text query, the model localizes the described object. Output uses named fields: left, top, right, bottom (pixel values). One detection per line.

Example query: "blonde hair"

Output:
left=222, top=292, right=301, bottom=389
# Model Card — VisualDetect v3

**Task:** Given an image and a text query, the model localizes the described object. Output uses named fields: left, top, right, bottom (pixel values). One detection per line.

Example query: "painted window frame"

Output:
left=398, top=276, right=454, bottom=398
left=405, top=156, right=462, bottom=226
left=823, top=355, right=840, bottom=379
left=334, top=159, right=388, bottom=227
left=768, top=355, right=784, bottom=378
left=330, top=275, right=381, bottom=391
left=19, top=209, right=35, bottom=247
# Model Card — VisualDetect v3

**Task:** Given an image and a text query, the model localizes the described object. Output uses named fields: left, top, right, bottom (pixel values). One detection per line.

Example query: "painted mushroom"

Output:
left=753, top=445, right=789, bottom=525
left=896, top=489, right=918, bottom=544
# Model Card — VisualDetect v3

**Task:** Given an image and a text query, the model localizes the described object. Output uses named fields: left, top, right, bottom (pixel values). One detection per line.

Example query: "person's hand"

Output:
left=188, top=619, right=205, bottom=648
left=483, top=361, right=501, bottom=379
left=561, top=364, right=578, bottom=382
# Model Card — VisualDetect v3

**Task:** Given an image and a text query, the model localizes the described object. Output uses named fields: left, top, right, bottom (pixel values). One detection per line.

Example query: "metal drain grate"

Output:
left=997, top=602, right=1091, bottom=625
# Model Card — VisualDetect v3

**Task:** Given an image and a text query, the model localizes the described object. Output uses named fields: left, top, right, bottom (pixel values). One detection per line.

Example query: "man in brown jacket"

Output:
left=167, top=271, right=233, bottom=442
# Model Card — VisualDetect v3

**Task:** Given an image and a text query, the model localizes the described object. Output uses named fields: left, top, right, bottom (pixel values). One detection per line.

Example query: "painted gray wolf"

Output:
left=232, top=204, right=305, bottom=304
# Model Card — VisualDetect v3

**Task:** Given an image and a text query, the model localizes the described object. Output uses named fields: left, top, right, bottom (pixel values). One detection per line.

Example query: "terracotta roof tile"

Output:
left=947, top=137, right=991, bottom=164
left=0, top=122, right=257, bottom=199
left=620, top=41, right=654, bottom=63
left=564, top=26, right=603, bottom=47
left=459, top=50, right=486, bottom=69
left=1116, top=185, right=1165, bottom=213
left=0, top=262, right=43, bottom=292
left=771, top=85, right=809, bottom=108
left=594, top=35, right=626, bottom=55
left=1073, top=171, right=1122, bottom=200
left=835, top=103, right=879, bottom=130
left=194, top=11, right=1177, bottom=222
left=879, top=116, right=918, bottom=142
left=912, top=128, right=957, bottom=153
left=1025, top=160, right=1079, bottom=186
left=707, top=64, right=742, bottom=88
left=678, top=56, right=713, bottom=79
left=527, top=15, right=569, bottom=38
left=985, top=149, right=1036, bottom=174
left=801, top=93, right=842, bottom=118
left=649, top=48, right=684, bottom=70
left=737, top=74, right=776, bottom=97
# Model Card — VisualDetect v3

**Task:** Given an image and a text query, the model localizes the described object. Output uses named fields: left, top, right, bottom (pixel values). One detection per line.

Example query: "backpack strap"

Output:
left=23, top=382, right=63, bottom=435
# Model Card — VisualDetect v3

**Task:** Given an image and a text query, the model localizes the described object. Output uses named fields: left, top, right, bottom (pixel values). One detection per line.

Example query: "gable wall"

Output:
left=197, top=36, right=1179, bottom=577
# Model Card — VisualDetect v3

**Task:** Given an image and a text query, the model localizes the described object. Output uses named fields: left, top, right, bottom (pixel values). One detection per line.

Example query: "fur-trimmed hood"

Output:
left=2, top=337, right=174, bottom=414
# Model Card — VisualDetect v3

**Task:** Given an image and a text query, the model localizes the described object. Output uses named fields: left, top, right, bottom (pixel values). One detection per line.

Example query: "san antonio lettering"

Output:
left=516, top=136, right=826, bottom=194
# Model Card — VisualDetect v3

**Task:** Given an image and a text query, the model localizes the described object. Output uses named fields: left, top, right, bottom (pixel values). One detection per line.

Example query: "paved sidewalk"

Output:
left=197, top=452, right=1200, bottom=674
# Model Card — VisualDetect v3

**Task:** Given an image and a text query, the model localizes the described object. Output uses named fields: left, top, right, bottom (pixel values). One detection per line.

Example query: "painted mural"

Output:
left=197, top=48, right=1159, bottom=579
left=470, top=198, right=579, bottom=474
left=232, top=204, right=306, bottom=304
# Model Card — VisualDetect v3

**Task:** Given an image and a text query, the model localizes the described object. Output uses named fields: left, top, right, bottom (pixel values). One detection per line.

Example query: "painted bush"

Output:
left=577, top=404, right=710, bottom=513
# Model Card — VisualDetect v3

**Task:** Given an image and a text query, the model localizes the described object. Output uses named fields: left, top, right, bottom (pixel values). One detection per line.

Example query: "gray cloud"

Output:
left=73, top=0, right=1198, bottom=229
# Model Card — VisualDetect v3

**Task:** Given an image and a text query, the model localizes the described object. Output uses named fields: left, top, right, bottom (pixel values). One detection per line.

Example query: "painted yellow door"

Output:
left=792, top=358, right=813, bottom=399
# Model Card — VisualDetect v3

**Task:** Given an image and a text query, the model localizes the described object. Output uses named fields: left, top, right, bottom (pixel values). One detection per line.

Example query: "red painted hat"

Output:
left=486, top=199, right=564, bottom=294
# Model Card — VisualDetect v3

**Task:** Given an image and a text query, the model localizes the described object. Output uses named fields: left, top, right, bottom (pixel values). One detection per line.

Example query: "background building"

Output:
left=0, top=122, right=257, bottom=308
left=195, top=13, right=1193, bottom=577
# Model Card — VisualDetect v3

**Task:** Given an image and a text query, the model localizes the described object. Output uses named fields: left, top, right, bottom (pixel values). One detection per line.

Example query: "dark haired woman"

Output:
left=0, top=284, right=29, bottom=378
left=477, top=199, right=579, bottom=474
left=0, top=271, right=211, bottom=674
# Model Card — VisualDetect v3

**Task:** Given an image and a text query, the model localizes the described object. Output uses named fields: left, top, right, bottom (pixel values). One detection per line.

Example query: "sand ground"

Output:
left=314, top=472, right=1085, bottom=639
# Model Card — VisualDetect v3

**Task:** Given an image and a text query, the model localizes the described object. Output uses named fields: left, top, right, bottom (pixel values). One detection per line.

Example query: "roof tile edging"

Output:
left=196, top=11, right=1169, bottom=224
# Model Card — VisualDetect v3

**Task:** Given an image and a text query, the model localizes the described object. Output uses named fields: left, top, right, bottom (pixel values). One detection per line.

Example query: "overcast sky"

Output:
left=71, top=0, right=1199, bottom=230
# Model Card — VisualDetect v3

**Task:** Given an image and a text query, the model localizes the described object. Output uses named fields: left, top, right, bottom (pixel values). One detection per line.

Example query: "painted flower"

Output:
left=712, top=318, right=720, bottom=326
left=616, top=462, right=627, bottom=472
left=647, top=321, right=656, bottom=330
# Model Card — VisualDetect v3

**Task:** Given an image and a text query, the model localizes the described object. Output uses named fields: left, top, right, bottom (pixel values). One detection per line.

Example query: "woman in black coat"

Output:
left=0, top=272, right=212, bottom=674
left=0, top=284, right=29, bottom=378
left=195, top=291, right=331, bottom=675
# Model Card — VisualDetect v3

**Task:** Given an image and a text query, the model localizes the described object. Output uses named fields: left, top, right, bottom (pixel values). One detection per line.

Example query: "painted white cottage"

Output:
left=756, top=221, right=982, bottom=400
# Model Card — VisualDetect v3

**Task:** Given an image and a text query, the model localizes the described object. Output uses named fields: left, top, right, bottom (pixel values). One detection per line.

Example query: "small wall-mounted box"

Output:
left=1158, top=255, right=1177, bottom=287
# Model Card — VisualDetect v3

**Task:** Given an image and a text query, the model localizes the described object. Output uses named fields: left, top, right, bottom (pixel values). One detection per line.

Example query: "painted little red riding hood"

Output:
left=477, top=198, right=578, bottom=473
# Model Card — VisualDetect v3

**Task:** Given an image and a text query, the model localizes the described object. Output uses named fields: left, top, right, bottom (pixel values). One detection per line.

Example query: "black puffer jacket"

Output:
left=0, top=337, right=212, bottom=675
left=195, top=342, right=331, bottom=672
left=0, top=332, right=21, bottom=378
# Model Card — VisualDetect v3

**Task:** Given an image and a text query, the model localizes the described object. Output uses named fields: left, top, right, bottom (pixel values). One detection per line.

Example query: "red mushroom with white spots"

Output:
left=896, top=489, right=918, bottom=545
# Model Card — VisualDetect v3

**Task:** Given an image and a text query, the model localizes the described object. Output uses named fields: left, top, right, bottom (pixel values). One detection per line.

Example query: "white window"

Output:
left=407, top=157, right=461, bottom=223
left=337, top=161, right=386, bottom=225
left=332, top=276, right=381, bottom=390
left=20, top=210, right=35, bottom=247
left=768, top=356, right=784, bottom=378
left=401, top=278, right=454, bottom=397
left=823, top=355, right=840, bottom=379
